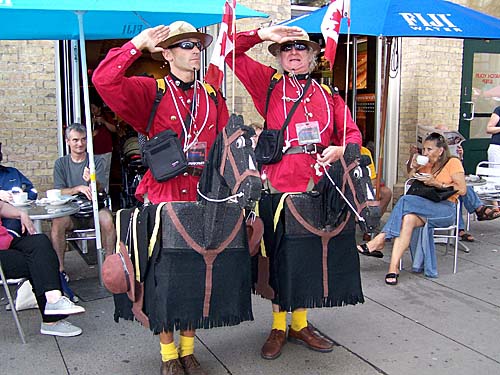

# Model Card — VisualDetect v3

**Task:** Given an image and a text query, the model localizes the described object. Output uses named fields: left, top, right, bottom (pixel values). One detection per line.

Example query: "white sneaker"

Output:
left=44, top=296, right=85, bottom=315
left=40, top=320, right=82, bottom=337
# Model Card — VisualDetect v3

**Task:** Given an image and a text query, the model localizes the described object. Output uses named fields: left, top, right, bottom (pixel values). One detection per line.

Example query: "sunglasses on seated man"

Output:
left=280, top=42, right=309, bottom=52
left=168, top=41, right=204, bottom=51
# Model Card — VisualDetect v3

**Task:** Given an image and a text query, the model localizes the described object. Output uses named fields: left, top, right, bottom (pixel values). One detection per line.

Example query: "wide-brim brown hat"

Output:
left=151, top=21, right=213, bottom=61
left=268, top=27, right=321, bottom=56
left=102, top=241, right=136, bottom=302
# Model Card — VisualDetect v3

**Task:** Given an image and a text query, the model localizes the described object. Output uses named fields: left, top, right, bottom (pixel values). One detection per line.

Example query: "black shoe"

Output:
left=385, top=273, right=399, bottom=285
left=357, top=243, right=383, bottom=258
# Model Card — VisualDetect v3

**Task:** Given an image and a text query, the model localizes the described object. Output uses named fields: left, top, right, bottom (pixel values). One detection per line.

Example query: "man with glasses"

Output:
left=228, top=25, right=363, bottom=360
left=93, top=21, right=229, bottom=375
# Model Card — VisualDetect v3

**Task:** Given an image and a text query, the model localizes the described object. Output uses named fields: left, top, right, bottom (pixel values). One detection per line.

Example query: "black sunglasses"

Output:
left=168, top=41, right=203, bottom=50
left=280, top=42, right=309, bottom=52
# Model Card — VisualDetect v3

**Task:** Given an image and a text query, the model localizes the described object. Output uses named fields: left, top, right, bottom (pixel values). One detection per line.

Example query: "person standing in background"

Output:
left=90, top=96, right=117, bottom=193
left=486, top=106, right=500, bottom=165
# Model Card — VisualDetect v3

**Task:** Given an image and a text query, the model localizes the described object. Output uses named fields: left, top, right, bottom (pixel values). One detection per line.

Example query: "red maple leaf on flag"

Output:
left=205, top=0, right=235, bottom=90
left=321, top=0, right=345, bottom=69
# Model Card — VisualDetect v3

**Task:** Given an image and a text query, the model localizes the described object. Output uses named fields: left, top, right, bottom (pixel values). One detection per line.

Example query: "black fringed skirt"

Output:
left=257, top=192, right=364, bottom=311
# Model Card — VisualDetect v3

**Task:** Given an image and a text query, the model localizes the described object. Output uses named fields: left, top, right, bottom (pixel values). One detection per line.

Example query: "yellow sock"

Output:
left=291, top=310, right=308, bottom=332
left=178, top=335, right=195, bottom=358
left=160, top=342, right=178, bottom=362
left=271, top=311, right=287, bottom=332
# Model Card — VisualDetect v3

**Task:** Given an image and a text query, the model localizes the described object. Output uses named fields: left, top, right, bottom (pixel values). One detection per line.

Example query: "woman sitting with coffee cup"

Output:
left=357, top=132, right=466, bottom=284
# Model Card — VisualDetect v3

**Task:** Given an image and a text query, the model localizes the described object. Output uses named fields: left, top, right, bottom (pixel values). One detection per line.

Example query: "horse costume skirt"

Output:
left=114, top=204, right=253, bottom=333
left=258, top=192, right=364, bottom=311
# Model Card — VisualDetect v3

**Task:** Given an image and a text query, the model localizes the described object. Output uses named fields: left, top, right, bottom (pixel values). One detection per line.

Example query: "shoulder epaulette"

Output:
left=156, top=78, right=166, bottom=95
left=271, top=72, right=283, bottom=83
left=202, top=82, right=218, bottom=106
left=320, top=84, right=339, bottom=96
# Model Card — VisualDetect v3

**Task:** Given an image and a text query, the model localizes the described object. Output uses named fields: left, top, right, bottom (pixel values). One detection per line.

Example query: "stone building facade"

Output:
left=1, top=0, right=500, bottom=198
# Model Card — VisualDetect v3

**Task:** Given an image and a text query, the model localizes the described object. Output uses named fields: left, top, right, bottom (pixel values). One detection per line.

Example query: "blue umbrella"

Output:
left=283, top=0, right=500, bottom=38
left=0, top=0, right=266, bottom=39
left=0, top=0, right=267, bottom=284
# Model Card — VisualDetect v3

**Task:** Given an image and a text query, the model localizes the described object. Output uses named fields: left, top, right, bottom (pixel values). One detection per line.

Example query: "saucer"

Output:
left=48, top=198, right=72, bottom=206
left=47, top=196, right=74, bottom=206
left=10, top=200, right=33, bottom=207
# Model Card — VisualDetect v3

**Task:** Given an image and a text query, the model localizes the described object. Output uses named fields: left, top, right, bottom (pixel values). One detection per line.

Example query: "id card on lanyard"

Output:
left=295, top=121, right=321, bottom=145
left=186, top=141, right=207, bottom=166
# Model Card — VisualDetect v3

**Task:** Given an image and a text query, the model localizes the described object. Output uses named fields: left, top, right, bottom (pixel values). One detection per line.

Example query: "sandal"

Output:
left=476, top=206, right=500, bottom=221
left=385, top=273, right=399, bottom=285
left=458, top=230, right=474, bottom=242
left=357, top=243, right=384, bottom=258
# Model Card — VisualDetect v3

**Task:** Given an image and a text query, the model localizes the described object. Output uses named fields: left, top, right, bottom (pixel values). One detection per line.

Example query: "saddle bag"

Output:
left=255, top=129, right=285, bottom=165
left=142, top=129, right=188, bottom=182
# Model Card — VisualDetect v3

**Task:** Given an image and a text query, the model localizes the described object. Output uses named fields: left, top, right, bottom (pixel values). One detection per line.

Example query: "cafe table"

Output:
left=15, top=201, right=80, bottom=233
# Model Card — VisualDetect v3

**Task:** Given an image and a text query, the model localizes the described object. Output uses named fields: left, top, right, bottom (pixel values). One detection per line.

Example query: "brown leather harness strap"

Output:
left=340, top=156, right=370, bottom=215
left=283, top=157, right=366, bottom=298
left=286, top=197, right=350, bottom=298
left=165, top=202, right=244, bottom=317
left=220, top=128, right=260, bottom=194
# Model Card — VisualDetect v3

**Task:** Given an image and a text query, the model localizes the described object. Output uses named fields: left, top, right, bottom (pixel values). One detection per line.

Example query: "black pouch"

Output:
left=254, top=129, right=284, bottom=165
left=142, top=130, right=188, bottom=182
left=406, top=180, right=457, bottom=202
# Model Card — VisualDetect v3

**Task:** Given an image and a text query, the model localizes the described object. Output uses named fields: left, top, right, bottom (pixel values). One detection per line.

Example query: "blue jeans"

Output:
left=382, top=195, right=456, bottom=278
left=458, top=186, right=482, bottom=230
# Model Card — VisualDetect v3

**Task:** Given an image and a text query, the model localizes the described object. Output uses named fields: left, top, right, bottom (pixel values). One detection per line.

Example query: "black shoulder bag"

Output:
left=254, top=77, right=312, bottom=165
left=142, top=78, right=188, bottom=182
left=406, top=162, right=457, bottom=202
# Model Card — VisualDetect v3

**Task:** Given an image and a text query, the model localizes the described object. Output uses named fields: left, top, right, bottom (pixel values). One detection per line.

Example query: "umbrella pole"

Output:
left=76, top=11, right=104, bottom=286
left=375, top=36, right=393, bottom=201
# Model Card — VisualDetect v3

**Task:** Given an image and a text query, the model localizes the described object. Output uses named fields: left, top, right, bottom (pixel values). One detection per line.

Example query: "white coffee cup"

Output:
left=416, top=155, right=429, bottom=166
left=12, top=192, right=28, bottom=204
left=46, top=189, right=62, bottom=201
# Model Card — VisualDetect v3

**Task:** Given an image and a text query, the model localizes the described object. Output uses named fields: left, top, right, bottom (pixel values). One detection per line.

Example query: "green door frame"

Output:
left=460, top=39, right=500, bottom=174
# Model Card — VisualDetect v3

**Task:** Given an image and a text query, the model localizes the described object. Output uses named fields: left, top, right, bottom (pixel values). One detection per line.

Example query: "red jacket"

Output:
left=92, top=42, right=229, bottom=203
left=230, top=30, right=362, bottom=192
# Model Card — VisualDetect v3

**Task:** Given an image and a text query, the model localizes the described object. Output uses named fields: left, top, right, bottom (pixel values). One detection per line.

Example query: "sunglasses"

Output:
left=168, top=41, right=203, bottom=50
left=280, top=42, right=309, bottom=52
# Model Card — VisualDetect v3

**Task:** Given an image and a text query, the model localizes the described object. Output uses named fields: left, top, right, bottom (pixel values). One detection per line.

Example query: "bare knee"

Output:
left=51, top=216, right=73, bottom=235
left=98, top=209, right=114, bottom=230
left=402, top=213, right=424, bottom=228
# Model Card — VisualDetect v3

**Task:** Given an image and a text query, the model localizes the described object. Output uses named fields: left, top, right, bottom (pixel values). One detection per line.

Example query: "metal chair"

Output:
left=0, top=231, right=28, bottom=344
left=400, top=179, right=462, bottom=273
left=466, top=161, right=500, bottom=228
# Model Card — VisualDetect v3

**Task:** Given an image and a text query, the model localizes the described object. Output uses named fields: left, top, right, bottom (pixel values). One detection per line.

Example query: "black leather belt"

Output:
left=284, top=144, right=325, bottom=155
left=184, top=167, right=203, bottom=177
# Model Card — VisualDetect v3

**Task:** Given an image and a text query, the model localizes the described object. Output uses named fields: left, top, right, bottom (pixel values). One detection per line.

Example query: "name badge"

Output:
left=187, top=141, right=207, bottom=166
left=296, top=121, right=321, bottom=145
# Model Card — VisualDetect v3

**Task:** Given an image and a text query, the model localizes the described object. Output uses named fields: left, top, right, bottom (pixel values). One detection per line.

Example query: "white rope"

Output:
left=196, top=184, right=243, bottom=203
left=322, top=165, right=365, bottom=222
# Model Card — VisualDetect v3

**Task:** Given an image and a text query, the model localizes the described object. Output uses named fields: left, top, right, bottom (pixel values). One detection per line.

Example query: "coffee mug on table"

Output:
left=12, top=192, right=28, bottom=204
left=46, top=189, right=62, bottom=201
left=416, top=155, right=429, bottom=166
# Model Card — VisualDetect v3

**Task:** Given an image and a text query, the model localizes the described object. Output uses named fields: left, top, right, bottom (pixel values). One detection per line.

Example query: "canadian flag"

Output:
left=321, top=0, right=347, bottom=69
left=205, top=0, right=235, bottom=90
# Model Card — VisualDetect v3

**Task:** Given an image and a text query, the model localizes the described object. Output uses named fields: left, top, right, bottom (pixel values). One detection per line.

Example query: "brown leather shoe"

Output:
left=179, top=354, right=206, bottom=375
left=288, top=325, right=334, bottom=353
left=261, top=329, right=286, bottom=360
left=160, top=358, right=185, bottom=375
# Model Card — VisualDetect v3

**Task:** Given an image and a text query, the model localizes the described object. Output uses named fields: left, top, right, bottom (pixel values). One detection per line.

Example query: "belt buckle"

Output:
left=303, top=144, right=317, bottom=154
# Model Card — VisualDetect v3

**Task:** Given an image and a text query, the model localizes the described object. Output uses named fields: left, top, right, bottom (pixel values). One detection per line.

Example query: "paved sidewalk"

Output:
left=1, top=218, right=500, bottom=375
